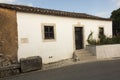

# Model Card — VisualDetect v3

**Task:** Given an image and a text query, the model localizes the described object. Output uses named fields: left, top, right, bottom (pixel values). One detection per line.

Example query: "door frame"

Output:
left=73, top=25, right=84, bottom=50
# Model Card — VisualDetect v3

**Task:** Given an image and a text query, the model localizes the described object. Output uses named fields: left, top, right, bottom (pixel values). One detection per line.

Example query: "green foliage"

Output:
left=111, top=8, right=120, bottom=25
left=111, top=8, right=120, bottom=36
left=112, top=36, right=120, bottom=43
left=87, top=32, right=98, bottom=45
left=87, top=32, right=120, bottom=45
left=98, top=34, right=107, bottom=44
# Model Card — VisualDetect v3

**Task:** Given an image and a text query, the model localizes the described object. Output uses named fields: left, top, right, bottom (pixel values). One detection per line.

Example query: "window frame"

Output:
left=42, top=23, right=56, bottom=42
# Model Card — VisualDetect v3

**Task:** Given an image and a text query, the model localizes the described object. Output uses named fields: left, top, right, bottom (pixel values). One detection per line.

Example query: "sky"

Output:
left=0, top=0, right=120, bottom=18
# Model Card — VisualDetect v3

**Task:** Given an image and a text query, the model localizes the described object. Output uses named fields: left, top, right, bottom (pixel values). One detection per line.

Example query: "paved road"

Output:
left=1, top=59, right=120, bottom=80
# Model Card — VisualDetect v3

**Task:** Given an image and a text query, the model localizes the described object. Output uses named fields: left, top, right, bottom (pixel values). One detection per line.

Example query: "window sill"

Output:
left=43, top=39, right=56, bottom=42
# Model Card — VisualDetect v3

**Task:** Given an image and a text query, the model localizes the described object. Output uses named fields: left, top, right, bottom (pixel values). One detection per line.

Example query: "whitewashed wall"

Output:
left=17, top=12, right=112, bottom=64
left=96, top=44, right=120, bottom=58
left=86, top=44, right=120, bottom=59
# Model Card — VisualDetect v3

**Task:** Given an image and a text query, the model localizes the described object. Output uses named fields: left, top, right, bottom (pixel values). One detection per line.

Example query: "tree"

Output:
left=111, top=8, right=120, bottom=36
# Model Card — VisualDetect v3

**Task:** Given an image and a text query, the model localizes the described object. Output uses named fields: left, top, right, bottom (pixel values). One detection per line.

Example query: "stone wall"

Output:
left=0, top=56, right=42, bottom=78
left=86, top=45, right=96, bottom=56
left=0, top=64, right=20, bottom=78
left=0, top=8, right=18, bottom=61
left=86, top=44, right=120, bottom=59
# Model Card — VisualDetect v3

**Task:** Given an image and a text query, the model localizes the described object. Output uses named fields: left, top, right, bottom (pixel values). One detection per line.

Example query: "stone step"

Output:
left=78, top=56, right=96, bottom=61
left=75, top=50, right=93, bottom=56
left=75, top=49, right=91, bottom=54
left=73, top=49, right=96, bottom=61
left=77, top=53, right=93, bottom=57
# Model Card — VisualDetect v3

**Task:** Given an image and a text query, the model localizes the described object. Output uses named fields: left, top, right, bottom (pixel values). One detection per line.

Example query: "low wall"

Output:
left=0, top=64, right=20, bottom=78
left=86, top=45, right=96, bottom=56
left=86, top=44, right=120, bottom=59
left=0, top=56, right=42, bottom=78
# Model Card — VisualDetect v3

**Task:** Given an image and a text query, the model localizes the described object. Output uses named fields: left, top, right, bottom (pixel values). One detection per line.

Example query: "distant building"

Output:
left=0, top=3, right=112, bottom=64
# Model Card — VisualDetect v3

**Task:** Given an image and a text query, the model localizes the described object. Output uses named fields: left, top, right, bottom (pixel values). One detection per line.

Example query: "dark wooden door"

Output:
left=75, top=27, right=83, bottom=49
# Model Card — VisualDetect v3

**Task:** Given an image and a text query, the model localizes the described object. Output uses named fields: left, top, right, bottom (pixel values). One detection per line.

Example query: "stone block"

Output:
left=20, top=56, right=42, bottom=73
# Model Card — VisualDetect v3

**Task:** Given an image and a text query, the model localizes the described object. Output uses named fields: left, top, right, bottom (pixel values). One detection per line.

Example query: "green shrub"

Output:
left=99, top=34, right=107, bottom=44
left=87, top=32, right=98, bottom=45
left=112, top=36, right=120, bottom=43
left=87, top=32, right=120, bottom=45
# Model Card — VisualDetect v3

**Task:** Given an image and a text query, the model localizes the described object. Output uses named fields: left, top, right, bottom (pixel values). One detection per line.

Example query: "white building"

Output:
left=0, top=3, right=112, bottom=64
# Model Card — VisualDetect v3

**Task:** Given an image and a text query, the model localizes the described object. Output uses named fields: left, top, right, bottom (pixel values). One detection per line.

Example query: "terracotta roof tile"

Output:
left=0, top=3, right=111, bottom=21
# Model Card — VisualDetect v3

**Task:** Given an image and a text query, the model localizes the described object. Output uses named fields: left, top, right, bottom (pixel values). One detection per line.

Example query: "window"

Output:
left=42, top=23, right=56, bottom=41
left=44, top=26, right=54, bottom=39
left=99, top=27, right=104, bottom=35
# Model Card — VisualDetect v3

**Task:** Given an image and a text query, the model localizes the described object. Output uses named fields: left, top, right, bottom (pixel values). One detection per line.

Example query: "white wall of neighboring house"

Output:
left=17, top=12, right=112, bottom=64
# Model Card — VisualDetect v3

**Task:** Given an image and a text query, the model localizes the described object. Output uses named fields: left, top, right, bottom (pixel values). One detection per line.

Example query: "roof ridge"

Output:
left=0, top=3, right=111, bottom=21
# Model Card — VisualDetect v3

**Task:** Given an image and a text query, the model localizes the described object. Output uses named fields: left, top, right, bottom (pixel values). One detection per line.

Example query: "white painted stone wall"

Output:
left=86, top=44, right=120, bottom=59
left=17, top=12, right=112, bottom=64
left=96, top=44, right=120, bottom=59
left=86, top=45, right=96, bottom=55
